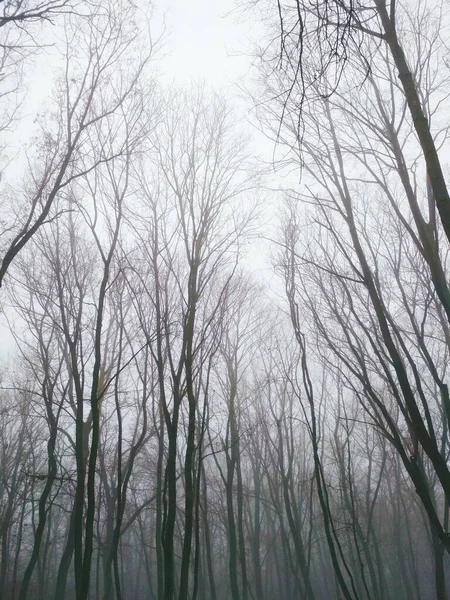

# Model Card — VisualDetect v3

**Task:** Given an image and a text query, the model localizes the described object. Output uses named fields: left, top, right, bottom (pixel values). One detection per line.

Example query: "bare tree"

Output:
left=254, top=0, right=450, bottom=244
left=126, top=88, right=255, bottom=600
left=0, top=0, right=155, bottom=289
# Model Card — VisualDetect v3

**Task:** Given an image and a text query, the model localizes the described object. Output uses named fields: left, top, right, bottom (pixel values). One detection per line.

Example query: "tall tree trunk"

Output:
left=19, top=428, right=57, bottom=600
left=375, top=0, right=450, bottom=247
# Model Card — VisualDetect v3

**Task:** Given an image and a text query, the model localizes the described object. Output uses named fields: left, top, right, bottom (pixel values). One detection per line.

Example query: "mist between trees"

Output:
left=0, top=0, right=449, bottom=599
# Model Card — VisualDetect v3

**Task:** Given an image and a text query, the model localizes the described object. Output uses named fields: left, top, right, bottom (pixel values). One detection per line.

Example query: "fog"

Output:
left=0, top=1, right=449, bottom=599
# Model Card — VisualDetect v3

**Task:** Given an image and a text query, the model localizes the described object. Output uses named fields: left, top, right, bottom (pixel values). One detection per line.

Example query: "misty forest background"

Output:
left=0, top=1, right=450, bottom=599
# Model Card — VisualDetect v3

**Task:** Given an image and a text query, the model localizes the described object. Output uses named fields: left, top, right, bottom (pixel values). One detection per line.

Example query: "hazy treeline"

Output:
left=0, top=1, right=449, bottom=599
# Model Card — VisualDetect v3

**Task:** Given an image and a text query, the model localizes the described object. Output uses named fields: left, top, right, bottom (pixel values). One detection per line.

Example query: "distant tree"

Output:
left=127, top=88, right=254, bottom=600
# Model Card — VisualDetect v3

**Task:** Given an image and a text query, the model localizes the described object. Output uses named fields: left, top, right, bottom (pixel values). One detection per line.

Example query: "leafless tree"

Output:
left=0, top=0, right=155, bottom=290
left=252, top=0, right=450, bottom=244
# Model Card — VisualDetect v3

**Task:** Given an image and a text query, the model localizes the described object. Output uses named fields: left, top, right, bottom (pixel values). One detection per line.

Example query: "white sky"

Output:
left=156, top=0, right=278, bottom=282
left=157, top=0, right=253, bottom=88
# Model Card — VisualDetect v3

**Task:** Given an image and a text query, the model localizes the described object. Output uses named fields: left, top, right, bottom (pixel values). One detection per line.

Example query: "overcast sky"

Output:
left=157, top=0, right=278, bottom=286
left=158, top=0, right=252, bottom=88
